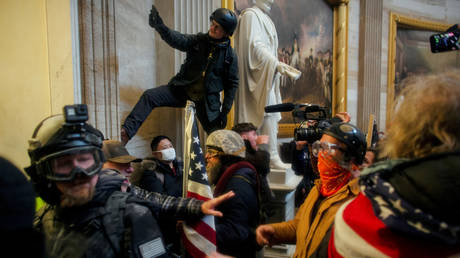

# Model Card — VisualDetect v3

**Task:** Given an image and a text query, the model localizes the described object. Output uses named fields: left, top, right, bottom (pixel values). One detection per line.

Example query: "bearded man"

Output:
left=205, top=130, right=261, bottom=258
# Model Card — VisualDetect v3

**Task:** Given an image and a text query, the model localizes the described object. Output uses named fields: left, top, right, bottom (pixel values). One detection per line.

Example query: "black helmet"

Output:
left=210, top=8, right=237, bottom=36
left=323, top=122, right=367, bottom=165
left=25, top=104, right=105, bottom=205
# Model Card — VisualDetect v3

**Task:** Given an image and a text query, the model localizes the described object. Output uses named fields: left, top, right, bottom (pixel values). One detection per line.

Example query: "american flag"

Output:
left=182, top=102, right=216, bottom=257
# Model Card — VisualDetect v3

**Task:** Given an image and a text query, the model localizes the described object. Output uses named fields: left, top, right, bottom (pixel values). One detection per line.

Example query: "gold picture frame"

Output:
left=226, top=0, right=350, bottom=137
left=386, top=12, right=450, bottom=124
left=279, top=0, right=350, bottom=137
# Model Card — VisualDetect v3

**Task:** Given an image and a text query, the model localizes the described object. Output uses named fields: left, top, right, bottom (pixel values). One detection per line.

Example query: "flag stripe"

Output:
left=183, top=223, right=216, bottom=255
left=187, top=191, right=211, bottom=202
left=333, top=197, right=389, bottom=258
left=183, top=230, right=207, bottom=257
left=188, top=180, right=213, bottom=199
left=188, top=218, right=217, bottom=244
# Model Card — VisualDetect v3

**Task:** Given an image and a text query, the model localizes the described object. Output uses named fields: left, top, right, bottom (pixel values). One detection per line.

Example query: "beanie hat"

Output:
left=206, top=130, right=246, bottom=158
left=0, top=157, right=36, bottom=231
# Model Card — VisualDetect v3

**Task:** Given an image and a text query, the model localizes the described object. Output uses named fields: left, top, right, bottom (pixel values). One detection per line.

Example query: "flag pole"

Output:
left=183, top=101, right=195, bottom=197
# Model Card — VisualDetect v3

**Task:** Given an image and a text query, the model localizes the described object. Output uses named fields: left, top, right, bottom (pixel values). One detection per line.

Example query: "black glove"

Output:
left=149, top=5, right=163, bottom=28
left=219, top=112, right=228, bottom=128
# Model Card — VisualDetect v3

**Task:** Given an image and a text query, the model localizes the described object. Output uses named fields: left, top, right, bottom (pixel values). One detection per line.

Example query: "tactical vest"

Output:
left=38, top=191, right=169, bottom=258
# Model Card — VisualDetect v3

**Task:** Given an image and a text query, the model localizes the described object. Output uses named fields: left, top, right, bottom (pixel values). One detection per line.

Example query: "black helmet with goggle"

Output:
left=25, top=104, right=104, bottom=204
left=323, top=122, right=367, bottom=165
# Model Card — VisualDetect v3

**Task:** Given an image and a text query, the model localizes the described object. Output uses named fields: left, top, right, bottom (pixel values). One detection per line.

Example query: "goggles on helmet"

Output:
left=35, top=146, right=103, bottom=182
left=311, top=141, right=346, bottom=157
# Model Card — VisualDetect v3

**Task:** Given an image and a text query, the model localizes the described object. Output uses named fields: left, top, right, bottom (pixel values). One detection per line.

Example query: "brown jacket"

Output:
left=270, top=178, right=359, bottom=257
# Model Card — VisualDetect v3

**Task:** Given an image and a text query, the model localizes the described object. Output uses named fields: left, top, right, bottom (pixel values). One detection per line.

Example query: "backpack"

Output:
left=102, top=191, right=169, bottom=258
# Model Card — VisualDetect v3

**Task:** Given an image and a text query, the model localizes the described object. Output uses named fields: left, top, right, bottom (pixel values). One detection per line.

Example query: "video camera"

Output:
left=64, top=104, right=89, bottom=123
left=430, top=24, right=459, bottom=53
left=265, top=103, right=339, bottom=142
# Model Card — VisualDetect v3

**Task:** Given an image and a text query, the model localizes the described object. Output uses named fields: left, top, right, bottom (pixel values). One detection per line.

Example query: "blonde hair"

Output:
left=381, top=69, right=460, bottom=159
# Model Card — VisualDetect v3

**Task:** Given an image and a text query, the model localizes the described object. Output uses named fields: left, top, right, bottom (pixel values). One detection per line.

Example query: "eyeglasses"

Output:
left=205, top=148, right=222, bottom=158
left=311, top=141, right=346, bottom=157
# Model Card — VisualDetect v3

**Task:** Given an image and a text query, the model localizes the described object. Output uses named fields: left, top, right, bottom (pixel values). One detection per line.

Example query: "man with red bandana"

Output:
left=255, top=122, right=366, bottom=257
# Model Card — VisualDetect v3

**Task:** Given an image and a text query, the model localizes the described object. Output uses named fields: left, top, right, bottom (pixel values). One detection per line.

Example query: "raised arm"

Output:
left=149, top=5, right=198, bottom=52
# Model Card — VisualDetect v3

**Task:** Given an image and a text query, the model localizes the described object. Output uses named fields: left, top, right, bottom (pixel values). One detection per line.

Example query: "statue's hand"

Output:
left=276, top=62, right=301, bottom=80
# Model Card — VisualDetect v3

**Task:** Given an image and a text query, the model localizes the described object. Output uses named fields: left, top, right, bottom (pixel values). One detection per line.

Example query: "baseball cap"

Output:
left=102, top=140, right=142, bottom=163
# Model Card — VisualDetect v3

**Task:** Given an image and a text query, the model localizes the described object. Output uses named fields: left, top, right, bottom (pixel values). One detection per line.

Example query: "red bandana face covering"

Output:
left=317, top=152, right=352, bottom=197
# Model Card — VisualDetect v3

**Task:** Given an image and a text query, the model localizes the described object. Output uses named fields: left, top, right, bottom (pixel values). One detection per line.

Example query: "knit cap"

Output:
left=206, top=130, right=246, bottom=158
left=0, top=157, right=36, bottom=231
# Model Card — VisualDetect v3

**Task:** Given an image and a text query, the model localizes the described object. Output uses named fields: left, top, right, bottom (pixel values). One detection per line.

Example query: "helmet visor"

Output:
left=37, top=146, right=103, bottom=182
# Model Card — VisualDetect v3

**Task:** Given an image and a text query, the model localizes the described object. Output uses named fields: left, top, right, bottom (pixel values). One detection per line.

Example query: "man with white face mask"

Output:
left=234, top=0, right=301, bottom=170
left=137, top=135, right=183, bottom=254
left=138, top=135, right=182, bottom=198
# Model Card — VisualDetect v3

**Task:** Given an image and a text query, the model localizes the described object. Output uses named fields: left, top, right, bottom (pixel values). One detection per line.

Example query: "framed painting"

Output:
left=232, top=0, right=349, bottom=137
left=387, top=13, right=459, bottom=122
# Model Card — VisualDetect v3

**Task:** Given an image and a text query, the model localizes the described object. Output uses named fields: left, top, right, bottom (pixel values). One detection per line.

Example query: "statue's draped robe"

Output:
left=234, top=6, right=282, bottom=128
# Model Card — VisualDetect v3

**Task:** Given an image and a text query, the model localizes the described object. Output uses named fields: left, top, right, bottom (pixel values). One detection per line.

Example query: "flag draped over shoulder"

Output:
left=182, top=101, right=216, bottom=257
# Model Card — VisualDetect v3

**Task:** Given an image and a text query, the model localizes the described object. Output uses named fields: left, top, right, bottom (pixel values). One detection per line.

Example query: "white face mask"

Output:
left=159, top=148, right=176, bottom=161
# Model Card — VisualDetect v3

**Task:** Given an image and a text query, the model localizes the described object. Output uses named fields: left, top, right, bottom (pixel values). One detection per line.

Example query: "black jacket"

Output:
left=214, top=155, right=260, bottom=258
left=137, top=157, right=184, bottom=254
left=153, top=21, right=239, bottom=122
left=138, top=157, right=183, bottom=198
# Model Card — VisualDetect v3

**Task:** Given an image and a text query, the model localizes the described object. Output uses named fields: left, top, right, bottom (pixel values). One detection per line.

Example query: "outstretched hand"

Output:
left=256, top=224, right=276, bottom=247
left=201, top=191, right=235, bottom=217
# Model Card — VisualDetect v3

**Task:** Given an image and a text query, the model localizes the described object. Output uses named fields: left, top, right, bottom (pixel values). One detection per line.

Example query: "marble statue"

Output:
left=234, top=0, right=301, bottom=169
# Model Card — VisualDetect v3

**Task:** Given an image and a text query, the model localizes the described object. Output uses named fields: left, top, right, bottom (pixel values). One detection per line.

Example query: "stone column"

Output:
left=357, top=0, right=382, bottom=131
left=79, top=0, right=119, bottom=140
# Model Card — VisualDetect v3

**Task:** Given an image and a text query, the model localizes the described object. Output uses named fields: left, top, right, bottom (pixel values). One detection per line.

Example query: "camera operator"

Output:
left=290, top=112, right=351, bottom=206
left=256, top=122, right=366, bottom=257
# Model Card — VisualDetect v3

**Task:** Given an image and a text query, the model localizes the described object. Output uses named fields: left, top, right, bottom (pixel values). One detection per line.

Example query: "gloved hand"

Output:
left=218, top=112, right=228, bottom=128
left=149, top=5, right=163, bottom=28
left=276, top=62, right=302, bottom=80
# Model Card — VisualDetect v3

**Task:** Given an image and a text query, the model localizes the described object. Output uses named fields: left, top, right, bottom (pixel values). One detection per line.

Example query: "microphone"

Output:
left=265, top=103, right=309, bottom=113
left=264, top=103, right=296, bottom=113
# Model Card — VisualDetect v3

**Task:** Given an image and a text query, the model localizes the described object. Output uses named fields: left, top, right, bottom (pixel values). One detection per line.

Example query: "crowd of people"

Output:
left=1, top=3, right=459, bottom=258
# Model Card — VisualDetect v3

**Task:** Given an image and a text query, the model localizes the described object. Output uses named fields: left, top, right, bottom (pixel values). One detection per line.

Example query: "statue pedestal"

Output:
left=263, top=167, right=302, bottom=258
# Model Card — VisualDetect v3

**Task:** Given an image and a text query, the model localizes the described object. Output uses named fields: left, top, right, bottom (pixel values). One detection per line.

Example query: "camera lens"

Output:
left=294, top=126, right=322, bottom=142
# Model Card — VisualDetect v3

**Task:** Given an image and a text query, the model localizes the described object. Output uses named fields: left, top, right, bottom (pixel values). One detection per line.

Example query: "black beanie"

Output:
left=0, top=157, right=36, bottom=231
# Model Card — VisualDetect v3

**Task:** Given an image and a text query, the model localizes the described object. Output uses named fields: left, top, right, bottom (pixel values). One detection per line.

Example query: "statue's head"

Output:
left=255, top=0, right=274, bottom=13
